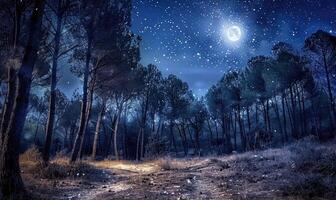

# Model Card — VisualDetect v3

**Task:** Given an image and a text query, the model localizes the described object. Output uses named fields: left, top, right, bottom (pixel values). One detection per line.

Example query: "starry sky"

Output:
left=131, top=0, right=336, bottom=96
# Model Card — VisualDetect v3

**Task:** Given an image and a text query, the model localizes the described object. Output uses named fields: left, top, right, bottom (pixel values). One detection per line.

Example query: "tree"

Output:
left=59, top=94, right=81, bottom=151
left=206, top=86, right=222, bottom=152
left=135, top=64, right=164, bottom=160
left=69, top=0, right=104, bottom=163
left=188, top=98, right=207, bottom=155
left=272, top=43, right=310, bottom=138
left=0, top=0, right=35, bottom=142
left=70, top=0, right=137, bottom=162
left=0, top=0, right=45, bottom=198
left=163, top=74, right=190, bottom=154
left=28, top=94, right=47, bottom=145
left=42, top=0, right=77, bottom=163
left=304, top=30, right=336, bottom=126
left=91, top=98, right=106, bottom=160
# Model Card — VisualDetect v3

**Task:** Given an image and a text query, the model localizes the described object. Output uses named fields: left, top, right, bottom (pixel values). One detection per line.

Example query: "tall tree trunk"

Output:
left=43, top=1, right=63, bottom=163
left=262, top=102, right=267, bottom=132
left=63, top=128, right=69, bottom=149
left=177, top=125, right=188, bottom=156
left=70, top=27, right=93, bottom=163
left=281, top=94, right=288, bottom=142
left=194, top=129, right=200, bottom=156
left=214, top=120, right=220, bottom=152
left=105, top=115, right=116, bottom=158
left=0, top=0, right=45, bottom=198
left=266, top=100, right=271, bottom=132
left=310, top=102, right=320, bottom=137
left=140, top=122, right=145, bottom=159
left=113, top=112, right=121, bottom=160
left=136, top=128, right=142, bottom=161
left=246, top=107, right=251, bottom=132
left=233, top=112, right=237, bottom=150
left=13, top=0, right=22, bottom=51
left=0, top=68, right=16, bottom=145
left=78, top=83, right=94, bottom=160
left=237, top=104, right=246, bottom=151
left=33, top=113, right=41, bottom=145
left=136, top=93, right=149, bottom=160
left=0, top=80, right=3, bottom=113
left=68, top=124, right=76, bottom=151
left=0, top=1, right=23, bottom=134
left=168, top=121, right=177, bottom=154
left=206, top=119, right=213, bottom=152
left=323, top=52, right=336, bottom=126
left=301, top=89, right=307, bottom=136
left=221, top=119, right=226, bottom=153
left=91, top=101, right=106, bottom=160
left=181, top=124, right=188, bottom=154
left=187, top=125, right=195, bottom=150
left=285, top=94, right=294, bottom=135
left=273, top=96, right=284, bottom=144
left=255, top=103, right=259, bottom=126
left=289, top=86, right=297, bottom=138
left=123, top=111, right=128, bottom=159
left=224, top=115, right=232, bottom=153
left=296, top=84, right=304, bottom=138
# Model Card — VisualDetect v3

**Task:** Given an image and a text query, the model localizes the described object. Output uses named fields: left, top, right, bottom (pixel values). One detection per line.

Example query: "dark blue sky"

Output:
left=57, top=0, right=336, bottom=98
left=131, top=0, right=336, bottom=96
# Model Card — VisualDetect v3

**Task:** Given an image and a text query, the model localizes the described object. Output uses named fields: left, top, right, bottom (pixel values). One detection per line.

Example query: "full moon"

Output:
left=227, top=26, right=242, bottom=42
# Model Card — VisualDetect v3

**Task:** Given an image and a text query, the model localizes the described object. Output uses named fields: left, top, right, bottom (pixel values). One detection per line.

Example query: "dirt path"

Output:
left=21, top=141, right=336, bottom=199
left=83, top=155, right=287, bottom=200
left=24, top=157, right=286, bottom=199
left=23, top=148, right=305, bottom=200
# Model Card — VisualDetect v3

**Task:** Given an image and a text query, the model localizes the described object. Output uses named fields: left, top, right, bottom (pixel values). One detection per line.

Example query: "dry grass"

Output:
left=281, top=137, right=336, bottom=198
left=20, top=137, right=336, bottom=199
left=156, top=157, right=191, bottom=171
left=157, top=157, right=175, bottom=170
left=31, top=161, right=94, bottom=179
left=20, top=147, right=94, bottom=180
left=282, top=173, right=333, bottom=198
left=290, top=138, right=336, bottom=176
left=91, top=160, right=157, bottom=173
left=20, top=145, right=42, bottom=164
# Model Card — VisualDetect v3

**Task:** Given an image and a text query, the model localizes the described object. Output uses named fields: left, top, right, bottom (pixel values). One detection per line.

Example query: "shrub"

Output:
left=283, top=138, right=336, bottom=198
left=283, top=174, right=332, bottom=198
left=157, top=157, right=179, bottom=170
left=35, top=162, right=68, bottom=179
left=209, top=158, right=230, bottom=169
left=32, top=160, right=94, bottom=179
left=20, top=145, right=42, bottom=164
left=290, top=139, right=336, bottom=176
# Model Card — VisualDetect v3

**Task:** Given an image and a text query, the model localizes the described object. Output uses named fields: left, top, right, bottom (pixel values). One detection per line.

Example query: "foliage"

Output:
left=20, top=146, right=42, bottom=164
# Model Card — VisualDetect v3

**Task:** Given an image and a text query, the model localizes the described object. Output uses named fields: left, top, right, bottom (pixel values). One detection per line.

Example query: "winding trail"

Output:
left=24, top=148, right=297, bottom=199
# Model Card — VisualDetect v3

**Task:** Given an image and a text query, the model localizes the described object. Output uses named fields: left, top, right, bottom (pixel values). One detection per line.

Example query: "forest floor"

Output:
left=21, top=138, right=336, bottom=200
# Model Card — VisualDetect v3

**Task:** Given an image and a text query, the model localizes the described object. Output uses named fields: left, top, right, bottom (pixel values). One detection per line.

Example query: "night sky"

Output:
left=131, top=0, right=336, bottom=96
left=57, top=0, right=336, bottom=98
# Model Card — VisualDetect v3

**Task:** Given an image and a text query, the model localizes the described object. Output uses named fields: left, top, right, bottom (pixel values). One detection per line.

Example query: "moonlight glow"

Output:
left=227, top=26, right=242, bottom=42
